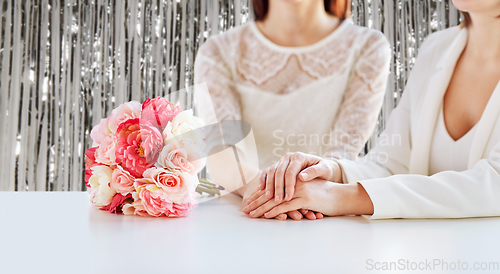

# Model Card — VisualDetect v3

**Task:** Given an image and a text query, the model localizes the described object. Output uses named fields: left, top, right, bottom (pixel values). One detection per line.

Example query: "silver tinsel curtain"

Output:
left=0, top=0, right=461, bottom=191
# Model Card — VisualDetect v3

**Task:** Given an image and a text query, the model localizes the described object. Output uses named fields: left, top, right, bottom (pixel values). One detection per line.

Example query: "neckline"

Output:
left=439, top=106, right=478, bottom=143
left=248, top=19, right=350, bottom=53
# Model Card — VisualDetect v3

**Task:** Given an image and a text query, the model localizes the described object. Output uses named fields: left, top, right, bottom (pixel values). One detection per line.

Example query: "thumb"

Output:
left=299, top=162, right=332, bottom=181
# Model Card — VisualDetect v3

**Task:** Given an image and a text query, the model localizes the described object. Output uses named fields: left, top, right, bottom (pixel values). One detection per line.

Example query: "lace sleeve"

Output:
left=194, top=38, right=260, bottom=188
left=323, top=31, right=391, bottom=160
left=194, top=38, right=241, bottom=122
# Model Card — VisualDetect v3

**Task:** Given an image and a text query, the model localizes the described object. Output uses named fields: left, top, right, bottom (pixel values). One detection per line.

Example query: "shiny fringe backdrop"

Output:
left=0, top=0, right=461, bottom=191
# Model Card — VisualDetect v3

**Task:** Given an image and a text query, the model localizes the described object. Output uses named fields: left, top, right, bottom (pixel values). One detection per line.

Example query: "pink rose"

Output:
left=90, top=118, right=112, bottom=145
left=108, top=101, right=142, bottom=134
left=111, top=165, right=136, bottom=194
left=184, top=146, right=206, bottom=174
left=100, top=193, right=133, bottom=214
left=156, top=143, right=196, bottom=174
left=141, top=97, right=181, bottom=131
left=115, top=118, right=163, bottom=177
left=134, top=178, right=195, bottom=217
left=94, top=135, right=118, bottom=165
left=143, top=167, right=194, bottom=204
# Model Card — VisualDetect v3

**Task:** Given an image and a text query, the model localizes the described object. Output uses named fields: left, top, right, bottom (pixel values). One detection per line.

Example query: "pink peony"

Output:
left=169, top=202, right=194, bottom=217
left=155, top=143, right=196, bottom=175
left=85, top=147, right=97, bottom=166
left=94, top=135, right=118, bottom=165
left=111, top=165, right=136, bottom=194
left=115, top=118, right=163, bottom=178
left=90, top=118, right=112, bottom=145
left=100, top=193, right=133, bottom=214
left=142, top=97, right=181, bottom=131
left=85, top=147, right=99, bottom=188
left=134, top=178, right=194, bottom=217
left=108, top=101, right=142, bottom=134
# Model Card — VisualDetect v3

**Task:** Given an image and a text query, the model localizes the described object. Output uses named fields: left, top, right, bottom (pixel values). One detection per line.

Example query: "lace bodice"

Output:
left=194, top=20, right=391, bottom=169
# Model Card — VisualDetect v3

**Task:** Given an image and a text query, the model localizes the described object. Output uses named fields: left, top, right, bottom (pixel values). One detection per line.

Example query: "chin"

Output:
left=276, top=0, right=310, bottom=3
left=452, top=0, right=500, bottom=13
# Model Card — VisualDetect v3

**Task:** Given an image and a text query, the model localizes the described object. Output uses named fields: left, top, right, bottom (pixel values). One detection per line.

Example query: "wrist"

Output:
left=237, top=170, right=262, bottom=198
left=334, top=183, right=374, bottom=216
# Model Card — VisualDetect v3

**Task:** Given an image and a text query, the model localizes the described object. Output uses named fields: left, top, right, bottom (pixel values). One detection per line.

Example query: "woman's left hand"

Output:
left=244, top=187, right=323, bottom=220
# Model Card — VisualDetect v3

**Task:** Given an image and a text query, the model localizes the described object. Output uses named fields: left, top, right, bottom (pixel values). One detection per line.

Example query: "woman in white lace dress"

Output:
left=194, top=0, right=390, bottom=220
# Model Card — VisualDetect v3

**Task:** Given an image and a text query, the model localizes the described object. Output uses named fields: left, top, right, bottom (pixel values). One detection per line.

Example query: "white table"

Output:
left=1, top=192, right=500, bottom=273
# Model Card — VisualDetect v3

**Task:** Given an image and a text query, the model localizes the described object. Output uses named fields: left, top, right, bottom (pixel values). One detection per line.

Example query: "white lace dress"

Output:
left=194, top=20, right=391, bottom=169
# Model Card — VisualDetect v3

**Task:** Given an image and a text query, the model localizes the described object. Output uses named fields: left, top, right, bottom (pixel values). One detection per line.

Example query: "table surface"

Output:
left=1, top=192, right=500, bottom=274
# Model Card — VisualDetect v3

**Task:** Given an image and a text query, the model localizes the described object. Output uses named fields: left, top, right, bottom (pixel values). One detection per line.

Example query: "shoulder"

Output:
left=343, top=23, right=389, bottom=46
left=343, top=23, right=390, bottom=57
left=402, top=27, right=464, bottom=106
left=341, top=24, right=391, bottom=69
left=416, top=26, right=463, bottom=61
left=406, top=26, right=464, bottom=82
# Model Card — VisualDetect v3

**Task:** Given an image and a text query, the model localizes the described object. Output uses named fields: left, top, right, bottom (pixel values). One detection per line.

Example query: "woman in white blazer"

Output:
left=242, top=0, right=500, bottom=220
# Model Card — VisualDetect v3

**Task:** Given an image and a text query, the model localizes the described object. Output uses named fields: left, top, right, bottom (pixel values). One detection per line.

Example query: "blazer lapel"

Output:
left=468, top=81, right=500, bottom=167
left=409, top=28, right=468, bottom=175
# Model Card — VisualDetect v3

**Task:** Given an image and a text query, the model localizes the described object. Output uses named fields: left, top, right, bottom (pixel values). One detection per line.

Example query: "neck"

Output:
left=256, top=0, right=339, bottom=47
left=465, top=13, right=500, bottom=60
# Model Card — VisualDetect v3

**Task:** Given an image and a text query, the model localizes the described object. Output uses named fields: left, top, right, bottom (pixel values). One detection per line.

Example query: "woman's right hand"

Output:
left=241, top=170, right=322, bottom=221
left=247, top=152, right=344, bottom=206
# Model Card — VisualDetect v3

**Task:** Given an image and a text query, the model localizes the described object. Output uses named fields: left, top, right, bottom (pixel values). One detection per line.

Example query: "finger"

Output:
left=283, top=155, right=305, bottom=202
left=299, top=209, right=309, bottom=215
left=244, top=191, right=273, bottom=214
left=263, top=199, right=303, bottom=219
left=287, top=210, right=303, bottom=221
left=276, top=213, right=287, bottom=221
left=274, top=157, right=291, bottom=204
left=305, top=211, right=317, bottom=220
left=315, top=212, right=324, bottom=219
left=265, top=164, right=278, bottom=199
left=248, top=198, right=280, bottom=218
left=299, top=162, right=331, bottom=182
left=259, top=170, right=267, bottom=190
left=244, top=189, right=265, bottom=207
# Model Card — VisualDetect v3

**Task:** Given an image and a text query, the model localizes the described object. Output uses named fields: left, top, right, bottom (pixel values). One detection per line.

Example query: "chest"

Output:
left=443, top=56, right=500, bottom=141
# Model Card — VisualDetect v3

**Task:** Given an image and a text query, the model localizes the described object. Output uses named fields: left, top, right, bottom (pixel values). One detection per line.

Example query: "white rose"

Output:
left=88, top=165, right=116, bottom=207
left=162, top=110, right=206, bottom=152
left=182, top=171, right=199, bottom=195
left=171, top=110, right=205, bottom=133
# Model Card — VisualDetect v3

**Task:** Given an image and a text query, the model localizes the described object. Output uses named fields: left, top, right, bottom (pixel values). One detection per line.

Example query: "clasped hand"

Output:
left=242, top=152, right=345, bottom=220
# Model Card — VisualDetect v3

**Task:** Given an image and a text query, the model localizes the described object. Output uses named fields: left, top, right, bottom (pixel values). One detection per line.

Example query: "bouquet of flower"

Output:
left=84, top=97, right=206, bottom=217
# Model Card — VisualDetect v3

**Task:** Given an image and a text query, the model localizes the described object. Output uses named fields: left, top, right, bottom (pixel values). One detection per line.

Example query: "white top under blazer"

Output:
left=429, top=106, right=478, bottom=175
left=336, top=26, right=500, bottom=219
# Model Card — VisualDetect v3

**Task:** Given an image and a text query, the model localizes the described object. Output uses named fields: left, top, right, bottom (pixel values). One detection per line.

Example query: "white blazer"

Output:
left=337, top=26, right=500, bottom=219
